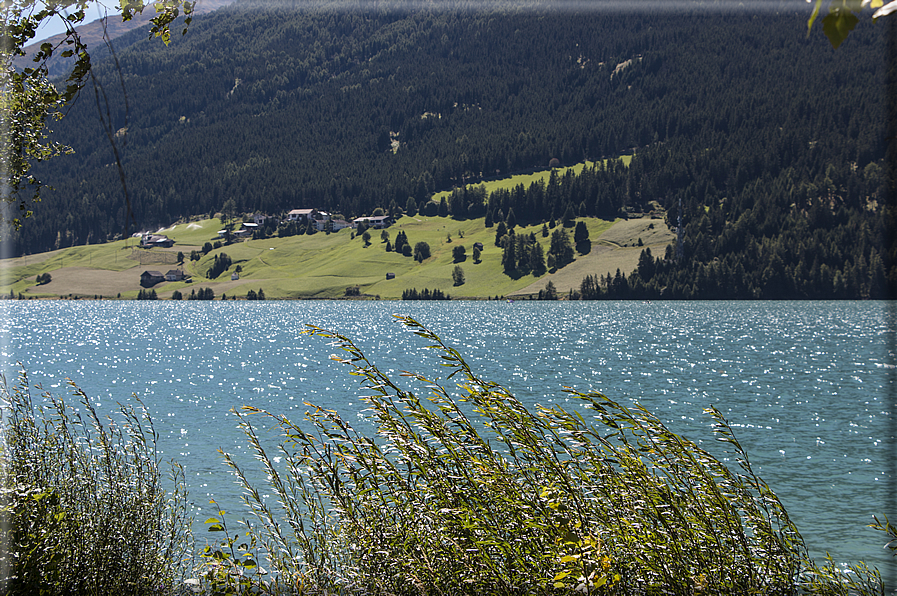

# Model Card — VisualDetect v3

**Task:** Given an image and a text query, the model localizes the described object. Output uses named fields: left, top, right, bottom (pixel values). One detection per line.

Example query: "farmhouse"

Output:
left=141, top=233, right=174, bottom=248
left=330, top=218, right=351, bottom=231
left=165, top=269, right=187, bottom=282
left=287, top=209, right=317, bottom=222
left=311, top=211, right=331, bottom=231
left=140, top=270, right=165, bottom=287
left=353, top=215, right=391, bottom=229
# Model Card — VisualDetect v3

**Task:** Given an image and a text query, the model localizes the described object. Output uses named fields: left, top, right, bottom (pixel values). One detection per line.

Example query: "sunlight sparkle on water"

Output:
left=2, top=300, right=893, bottom=571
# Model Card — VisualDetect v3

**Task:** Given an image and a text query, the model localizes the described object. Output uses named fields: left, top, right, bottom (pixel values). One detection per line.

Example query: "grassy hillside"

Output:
left=430, top=158, right=632, bottom=203
left=1, top=214, right=673, bottom=300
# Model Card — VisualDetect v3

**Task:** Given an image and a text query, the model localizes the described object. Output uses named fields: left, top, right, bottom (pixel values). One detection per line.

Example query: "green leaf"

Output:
left=808, top=0, right=824, bottom=35
left=822, top=9, right=859, bottom=48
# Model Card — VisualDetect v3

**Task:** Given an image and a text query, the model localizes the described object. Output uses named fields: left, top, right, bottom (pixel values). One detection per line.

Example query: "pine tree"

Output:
left=548, top=228, right=574, bottom=268
left=502, top=236, right=517, bottom=273
left=495, top=221, right=508, bottom=246
left=574, top=221, right=589, bottom=244
left=530, top=241, right=546, bottom=273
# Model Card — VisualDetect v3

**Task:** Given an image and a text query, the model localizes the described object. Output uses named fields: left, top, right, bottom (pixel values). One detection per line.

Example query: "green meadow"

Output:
left=431, top=158, right=633, bottom=203
left=0, top=213, right=671, bottom=300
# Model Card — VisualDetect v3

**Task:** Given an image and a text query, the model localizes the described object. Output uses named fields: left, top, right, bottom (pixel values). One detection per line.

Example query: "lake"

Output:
left=1, top=300, right=894, bottom=577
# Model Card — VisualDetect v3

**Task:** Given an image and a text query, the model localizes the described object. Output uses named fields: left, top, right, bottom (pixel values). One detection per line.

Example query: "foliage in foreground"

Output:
left=205, top=316, right=888, bottom=595
left=0, top=371, right=193, bottom=596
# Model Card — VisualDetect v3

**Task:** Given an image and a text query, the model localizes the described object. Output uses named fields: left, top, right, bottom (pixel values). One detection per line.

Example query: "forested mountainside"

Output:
left=14, top=0, right=238, bottom=78
left=13, top=1, right=895, bottom=298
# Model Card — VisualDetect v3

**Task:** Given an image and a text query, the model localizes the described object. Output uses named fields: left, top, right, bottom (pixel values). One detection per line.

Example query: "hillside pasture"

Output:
left=156, top=218, right=226, bottom=247
left=430, top=157, right=633, bottom=203
left=1, top=214, right=673, bottom=300
left=510, top=217, right=675, bottom=298
left=21, top=267, right=139, bottom=299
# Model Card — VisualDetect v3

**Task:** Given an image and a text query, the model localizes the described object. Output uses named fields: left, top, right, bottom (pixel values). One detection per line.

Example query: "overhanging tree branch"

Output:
left=0, top=0, right=194, bottom=234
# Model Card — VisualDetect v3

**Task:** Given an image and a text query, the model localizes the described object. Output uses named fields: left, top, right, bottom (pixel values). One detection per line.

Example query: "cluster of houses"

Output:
left=287, top=209, right=392, bottom=231
left=215, top=209, right=391, bottom=239
left=139, top=209, right=393, bottom=288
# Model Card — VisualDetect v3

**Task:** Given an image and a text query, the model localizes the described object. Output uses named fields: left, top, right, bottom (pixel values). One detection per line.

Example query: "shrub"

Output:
left=0, top=372, right=192, bottom=596
left=452, top=265, right=465, bottom=286
left=207, top=317, right=887, bottom=595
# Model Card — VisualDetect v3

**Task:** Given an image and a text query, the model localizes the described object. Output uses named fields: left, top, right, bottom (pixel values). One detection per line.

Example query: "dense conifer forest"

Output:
left=13, top=1, right=895, bottom=299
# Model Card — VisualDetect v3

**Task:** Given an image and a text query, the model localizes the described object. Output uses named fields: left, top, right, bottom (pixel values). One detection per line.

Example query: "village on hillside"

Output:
left=138, top=208, right=392, bottom=289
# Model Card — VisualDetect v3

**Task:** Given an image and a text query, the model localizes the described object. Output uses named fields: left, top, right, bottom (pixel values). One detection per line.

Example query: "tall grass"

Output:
left=0, top=370, right=193, bottom=596
left=205, top=315, right=888, bottom=595
left=0, top=319, right=886, bottom=595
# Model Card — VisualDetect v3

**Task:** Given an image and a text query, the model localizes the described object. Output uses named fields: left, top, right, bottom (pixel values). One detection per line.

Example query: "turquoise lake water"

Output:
left=1, top=300, right=894, bottom=578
